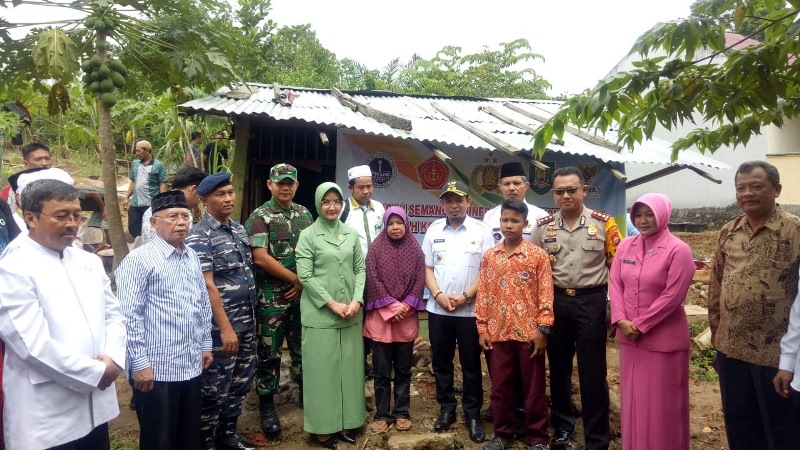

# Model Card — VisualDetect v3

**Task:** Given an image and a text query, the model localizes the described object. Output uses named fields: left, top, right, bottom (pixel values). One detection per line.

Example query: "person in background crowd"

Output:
left=296, top=182, right=366, bottom=448
left=186, top=173, right=257, bottom=450
left=610, top=193, right=695, bottom=450
left=7, top=167, right=48, bottom=231
left=341, top=164, right=385, bottom=380
left=363, top=206, right=425, bottom=433
left=482, top=162, right=548, bottom=245
left=116, top=191, right=213, bottom=450
left=245, top=163, right=313, bottom=436
left=1, top=142, right=52, bottom=212
left=532, top=166, right=619, bottom=450
left=0, top=179, right=125, bottom=449
left=0, top=199, right=20, bottom=254
left=202, top=132, right=229, bottom=174
left=183, top=131, right=203, bottom=169
left=141, top=167, right=207, bottom=244
left=477, top=200, right=554, bottom=450
left=123, top=140, right=168, bottom=238
left=423, top=180, right=494, bottom=444
left=709, top=161, right=800, bottom=450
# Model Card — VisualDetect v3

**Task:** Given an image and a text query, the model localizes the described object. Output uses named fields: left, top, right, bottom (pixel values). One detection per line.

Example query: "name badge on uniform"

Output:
left=544, top=237, right=557, bottom=243
left=434, top=239, right=445, bottom=243
left=587, top=224, right=598, bottom=237
left=623, top=259, right=636, bottom=265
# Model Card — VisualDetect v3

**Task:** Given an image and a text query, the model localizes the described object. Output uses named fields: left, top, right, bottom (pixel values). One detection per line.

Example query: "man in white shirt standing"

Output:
left=482, top=162, right=548, bottom=245
left=775, top=272, right=800, bottom=412
left=340, top=164, right=385, bottom=378
left=116, top=191, right=214, bottom=450
left=423, top=180, right=494, bottom=444
left=0, top=179, right=126, bottom=449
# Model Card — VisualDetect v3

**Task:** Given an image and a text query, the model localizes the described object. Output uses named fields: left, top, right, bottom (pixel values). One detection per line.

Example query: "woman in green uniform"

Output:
left=296, top=182, right=366, bottom=448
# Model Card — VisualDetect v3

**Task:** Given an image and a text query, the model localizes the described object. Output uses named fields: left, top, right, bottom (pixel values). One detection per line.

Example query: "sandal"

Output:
left=395, top=418, right=412, bottom=431
left=369, top=420, right=389, bottom=432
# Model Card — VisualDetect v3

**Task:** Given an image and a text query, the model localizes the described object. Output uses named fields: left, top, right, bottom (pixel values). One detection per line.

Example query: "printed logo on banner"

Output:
left=578, top=163, right=604, bottom=198
left=530, top=161, right=556, bottom=196
left=469, top=165, right=500, bottom=193
left=365, top=153, right=398, bottom=188
left=416, top=156, right=450, bottom=190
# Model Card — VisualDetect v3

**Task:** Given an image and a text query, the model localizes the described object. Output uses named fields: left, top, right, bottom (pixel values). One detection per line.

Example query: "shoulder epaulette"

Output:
left=537, top=215, right=555, bottom=226
left=591, top=210, right=611, bottom=222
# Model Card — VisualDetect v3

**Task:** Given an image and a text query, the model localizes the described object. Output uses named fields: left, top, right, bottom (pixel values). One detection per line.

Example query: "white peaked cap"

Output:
left=16, top=167, right=75, bottom=196
left=347, top=164, right=372, bottom=181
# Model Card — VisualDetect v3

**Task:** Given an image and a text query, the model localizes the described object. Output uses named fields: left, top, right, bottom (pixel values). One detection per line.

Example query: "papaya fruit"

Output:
left=89, top=81, right=100, bottom=93
left=90, top=54, right=102, bottom=68
left=100, top=78, right=114, bottom=93
left=109, top=60, right=128, bottom=77
left=101, top=93, right=117, bottom=107
left=111, top=71, right=126, bottom=89
left=98, top=64, right=111, bottom=78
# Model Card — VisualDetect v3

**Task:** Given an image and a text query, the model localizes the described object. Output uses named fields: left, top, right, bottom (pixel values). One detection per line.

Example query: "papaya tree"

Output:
left=0, top=0, right=242, bottom=264
left=530, top=0, right=800, bottom=160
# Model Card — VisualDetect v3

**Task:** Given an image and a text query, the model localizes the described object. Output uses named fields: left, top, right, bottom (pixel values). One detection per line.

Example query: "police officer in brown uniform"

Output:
left=532, top=166, right=620, bottom=450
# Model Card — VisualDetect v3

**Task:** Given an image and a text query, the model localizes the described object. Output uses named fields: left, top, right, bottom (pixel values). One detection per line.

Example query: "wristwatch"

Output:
left=462, top=291, right=473, bottom=304
left=538, top=325, right=552, bottom=336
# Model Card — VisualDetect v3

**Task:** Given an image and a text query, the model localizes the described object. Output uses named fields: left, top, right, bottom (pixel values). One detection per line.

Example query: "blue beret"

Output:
left=196, top=172, right=232, bottom=196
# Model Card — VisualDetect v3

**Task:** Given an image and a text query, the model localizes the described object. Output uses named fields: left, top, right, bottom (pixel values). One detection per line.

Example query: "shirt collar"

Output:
left=732, top=205, right=784, bottom=233
left=202, top=211, right=224, bottom=230
left=152, top=234, right=189, bottom=258
left=350, top=196, right=373, bottom=210
left=266, top=198, right=293, bottom=213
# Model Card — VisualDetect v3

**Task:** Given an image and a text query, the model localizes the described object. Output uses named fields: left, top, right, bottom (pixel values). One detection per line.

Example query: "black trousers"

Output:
left=136, top=376, right=202, bottom=450
left=717, top=352, right=800, bottom=450
left=372, top=341, right=414, bottom=422
left=47, top=423, right=109, bottom=450
left=547, top=290, right=610, bottom=450
left=428, top=312, right=483, bottom=419
left=128, top=205, right=149, bottom=238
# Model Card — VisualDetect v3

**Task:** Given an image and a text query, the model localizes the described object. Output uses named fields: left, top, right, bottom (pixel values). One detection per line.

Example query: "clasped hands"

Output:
left=615, top=320, right=640, bottom=341
left=390, top=303, right=411, bottom=323
left=327, top=300, right=361, bottom=319
left=435, top=292, right=468, bottom=313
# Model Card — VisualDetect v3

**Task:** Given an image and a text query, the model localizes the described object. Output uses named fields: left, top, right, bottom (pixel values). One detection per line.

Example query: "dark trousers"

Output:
left=372, top=341, right=414, bottom=422
left=47, top=423, right=109, bottom=450
left=128, top=205, right=149, bottom=238
left=717, top=352, right=800, bottom=450
left=489, top=341, right=549, bottom=445
left=136, top=376, right=202, bottom=450
left=202, top=328, right=257, bottom=434
left=547, top=291, right=610, bottom=450
left=428, top=312, right=483, bottom=419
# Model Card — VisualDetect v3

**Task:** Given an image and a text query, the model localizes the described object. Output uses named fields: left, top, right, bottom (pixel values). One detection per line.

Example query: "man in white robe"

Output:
left=0, top=179, right=125, bottom=449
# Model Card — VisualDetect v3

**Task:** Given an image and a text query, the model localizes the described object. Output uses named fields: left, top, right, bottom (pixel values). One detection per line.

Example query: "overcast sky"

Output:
left=268, top=0, right=698, bottom=95
left=6, top=0, right=698, bottom=95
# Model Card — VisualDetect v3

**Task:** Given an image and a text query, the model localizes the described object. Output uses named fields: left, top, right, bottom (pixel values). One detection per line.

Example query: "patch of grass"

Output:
left=110, top=431, right=137, bottom=450
left=691, top=347, right=719, bottom=382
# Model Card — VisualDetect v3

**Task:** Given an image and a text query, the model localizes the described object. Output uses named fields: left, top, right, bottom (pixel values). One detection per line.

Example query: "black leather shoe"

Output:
left=466, top=418, right=485, bottom=443
left=311, top=434, right=338, bottom=449
left=259, top=395, right=281, bottom=435
left=434, top=411, right=456, bottom=431
left=484, top=406, right=493, bottom=422
left=337, top=432, right=356, bottom=445
left=551, top=430, right=573, bottom=448
left=215, top=417, right=256, bottom=450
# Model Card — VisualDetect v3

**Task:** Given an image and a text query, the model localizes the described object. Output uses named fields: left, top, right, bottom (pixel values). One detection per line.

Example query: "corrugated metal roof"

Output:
left=178, top=83, right=729, bottom=170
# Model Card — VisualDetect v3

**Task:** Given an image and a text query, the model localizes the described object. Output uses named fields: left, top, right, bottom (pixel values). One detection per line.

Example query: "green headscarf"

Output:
left=314, top=182, right=343, bottom=238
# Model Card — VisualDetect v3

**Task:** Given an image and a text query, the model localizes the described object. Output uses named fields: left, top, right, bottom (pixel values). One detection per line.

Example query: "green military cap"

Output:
left=269, top=163, right=297, bottom=182
left=439, top=180, right=470, bottom=198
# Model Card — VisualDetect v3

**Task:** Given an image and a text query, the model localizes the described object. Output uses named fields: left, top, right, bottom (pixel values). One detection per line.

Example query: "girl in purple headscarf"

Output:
left=609, top=193, right=695, bottom=450
left=363, top=206, right=425, bottom=432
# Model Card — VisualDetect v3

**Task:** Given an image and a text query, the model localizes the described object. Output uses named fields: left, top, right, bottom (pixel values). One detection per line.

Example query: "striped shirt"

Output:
left=115, top=236, right=212, bottom=382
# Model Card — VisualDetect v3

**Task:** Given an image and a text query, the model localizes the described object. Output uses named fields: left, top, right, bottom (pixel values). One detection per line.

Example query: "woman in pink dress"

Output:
left=609, top=193, right=695, bottom=450
left=363, top=206, right=425, bottom=432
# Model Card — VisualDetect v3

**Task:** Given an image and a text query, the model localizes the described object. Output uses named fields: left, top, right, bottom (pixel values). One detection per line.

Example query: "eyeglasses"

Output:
left=154, top=213, right=192, bottom=222
left=552, top=186, right=582, bottom=196
left=40, top=212, right=82, bottom=224
left=321, top=200, right=343, bottom=207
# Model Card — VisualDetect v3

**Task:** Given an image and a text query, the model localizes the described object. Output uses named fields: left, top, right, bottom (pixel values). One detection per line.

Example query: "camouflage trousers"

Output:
left=200, top=327, right=257, bottom=434
left=257, top=287, right=302, bottom=396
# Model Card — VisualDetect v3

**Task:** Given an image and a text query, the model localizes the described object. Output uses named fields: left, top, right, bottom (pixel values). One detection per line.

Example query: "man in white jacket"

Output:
left=774, top=270, right=800, bottom=412
left=0, top=179, right=126, bottom=449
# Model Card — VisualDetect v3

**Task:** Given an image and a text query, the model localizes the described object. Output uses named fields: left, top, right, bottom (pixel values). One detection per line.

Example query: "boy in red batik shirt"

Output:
left=476, top=200, right=554, bottom=450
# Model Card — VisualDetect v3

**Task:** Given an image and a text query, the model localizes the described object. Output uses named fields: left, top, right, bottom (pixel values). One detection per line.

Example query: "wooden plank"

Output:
left=625, top=165, right=684, bottom=189
left=503, top=102, right=623, bottom=152
left=479, top=105, right=564, bottom=146
left=430, top=101, right=520, bottom=156
left=331, top=87, right=412, bottom=131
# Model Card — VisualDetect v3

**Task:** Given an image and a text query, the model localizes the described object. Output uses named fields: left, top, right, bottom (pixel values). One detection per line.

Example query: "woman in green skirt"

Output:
left=296, top=182, right=366, bottom=448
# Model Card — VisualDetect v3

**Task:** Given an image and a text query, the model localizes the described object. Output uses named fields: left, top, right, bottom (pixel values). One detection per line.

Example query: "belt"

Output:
left=554, top=285, right=607, bottom=297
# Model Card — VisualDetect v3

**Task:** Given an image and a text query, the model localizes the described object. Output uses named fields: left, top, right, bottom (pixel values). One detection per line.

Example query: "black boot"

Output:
left=201, top=430, right=216, bottom=450
left=259, top=394, right=281, bottom=434
left=215, top=417, right=256, bottom=450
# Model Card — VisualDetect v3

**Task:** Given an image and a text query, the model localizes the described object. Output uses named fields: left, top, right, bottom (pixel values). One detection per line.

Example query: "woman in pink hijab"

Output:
left=609, top=193, right=695, bottom=450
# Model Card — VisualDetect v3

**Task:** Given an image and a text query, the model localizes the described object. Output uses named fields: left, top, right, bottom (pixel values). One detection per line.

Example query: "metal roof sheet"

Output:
left=179, top=83, right=729, bottom=170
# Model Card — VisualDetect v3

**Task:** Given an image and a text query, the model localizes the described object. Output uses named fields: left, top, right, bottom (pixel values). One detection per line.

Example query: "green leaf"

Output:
left=31, top=29, right=79, bottom=85
left=552, top=118, right=564, bottom=139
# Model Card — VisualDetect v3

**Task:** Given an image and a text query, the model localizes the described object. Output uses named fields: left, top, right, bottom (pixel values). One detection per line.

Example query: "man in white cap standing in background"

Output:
left=340, top=164, right=385, bottom=378
left=483, top=162, right=549, bottom=245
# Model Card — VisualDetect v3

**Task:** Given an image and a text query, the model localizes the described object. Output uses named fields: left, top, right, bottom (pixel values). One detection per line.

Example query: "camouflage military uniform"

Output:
left=245, top=198, right=313, bottom=396
left=185, top=212, right=257, bottom=435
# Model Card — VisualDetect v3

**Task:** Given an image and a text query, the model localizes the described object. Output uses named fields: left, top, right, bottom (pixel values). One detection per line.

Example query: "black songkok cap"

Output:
left=8, top=167, right=48, bottom=192
left=151, top=190, right=188, bottom=213
left=500, top=162, right=526, bottom=179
